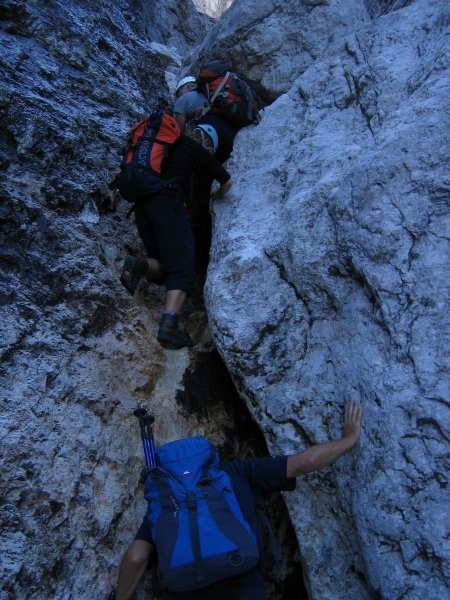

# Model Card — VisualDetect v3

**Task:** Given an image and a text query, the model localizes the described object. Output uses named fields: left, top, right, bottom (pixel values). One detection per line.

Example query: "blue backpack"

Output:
left=144, top=436, right=260, bottom=592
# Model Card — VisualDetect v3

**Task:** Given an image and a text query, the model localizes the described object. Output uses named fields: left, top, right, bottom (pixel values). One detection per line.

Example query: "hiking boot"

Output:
left=157, top=312, right=193, bottom=350
left=120, top=256, right=148, bottom=296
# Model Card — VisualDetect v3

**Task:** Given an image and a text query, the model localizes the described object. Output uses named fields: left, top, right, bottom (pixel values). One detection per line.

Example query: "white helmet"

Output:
left=197, top=124, right=219, bottom=153
left=175, top=76, right=197, bottom=96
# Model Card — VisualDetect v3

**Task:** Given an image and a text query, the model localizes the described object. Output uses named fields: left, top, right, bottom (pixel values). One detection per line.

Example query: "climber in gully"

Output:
left=112, top=114, right=232, bottom=350
left=173, top=72, right=239, bottom=164
left=112, top=401, right=362, bottom=599
left=171, top=62, right=258, bottom=268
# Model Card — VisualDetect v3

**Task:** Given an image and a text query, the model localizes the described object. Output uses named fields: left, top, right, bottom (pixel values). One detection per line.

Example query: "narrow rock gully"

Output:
left=176, top=347, right=308, bottom=600
left=141, top=206, right=308, bottom=599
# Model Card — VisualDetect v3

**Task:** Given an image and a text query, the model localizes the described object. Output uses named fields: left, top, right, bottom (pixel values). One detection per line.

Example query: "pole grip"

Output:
left=143, top=414, right=156, bottom=468
left=138, top=419, right=152, bottom=468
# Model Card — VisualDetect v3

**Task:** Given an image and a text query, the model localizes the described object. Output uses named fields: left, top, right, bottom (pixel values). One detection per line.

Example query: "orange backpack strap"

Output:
left=149, top=114, right=181, bottom=173
left=120, top=111, right=181, bottom=174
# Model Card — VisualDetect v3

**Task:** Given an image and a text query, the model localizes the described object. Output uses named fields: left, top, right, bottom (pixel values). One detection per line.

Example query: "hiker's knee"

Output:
left=126, top=540, right=151, bottom=567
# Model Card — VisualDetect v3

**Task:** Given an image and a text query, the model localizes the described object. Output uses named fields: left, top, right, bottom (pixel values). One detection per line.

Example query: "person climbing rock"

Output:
left=118, top=125, right=232, bottom=350
left=173, top=75, right=238, bottom=163
left=173, top=75, right=210, bottom=131
left=173, top=75, right=239, bottom=270
left=113, top=401, right=363, bottom=599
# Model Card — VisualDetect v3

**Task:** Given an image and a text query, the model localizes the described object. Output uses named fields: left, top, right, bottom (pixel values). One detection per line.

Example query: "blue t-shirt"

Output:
left=135, top=455, right=296, bottom=599
left=174, top=91, right=210, bottom=121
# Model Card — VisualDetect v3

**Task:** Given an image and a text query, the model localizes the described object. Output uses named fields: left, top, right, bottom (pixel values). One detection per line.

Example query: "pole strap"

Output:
left=209, top=72, right=231, bottom=105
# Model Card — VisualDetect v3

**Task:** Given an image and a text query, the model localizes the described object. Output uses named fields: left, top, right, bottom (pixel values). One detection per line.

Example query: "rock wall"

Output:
left=192, top=0, right=234, bottom=19
left=1, top=0, right=449, bottom=599
left=187, top=0, right=370, bottom=103
left=0, top=1, right=303, bottom=598
left=204, top=0, right=450, bottom=598
left=0, top=1, right=214, bottom=598
left=127, top=0, right=211, bottom=55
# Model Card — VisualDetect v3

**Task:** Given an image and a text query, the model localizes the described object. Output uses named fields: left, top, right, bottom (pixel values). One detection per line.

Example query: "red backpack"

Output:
left=197, top=60, right=261, bottom=128
left=116, top=111, right=181, bottom=201
left=123, top=111, right=180, bottom=173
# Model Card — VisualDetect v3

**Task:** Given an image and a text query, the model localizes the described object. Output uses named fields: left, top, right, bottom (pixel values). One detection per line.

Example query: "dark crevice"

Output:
left=176, top=348, right=308, bottom=600
left=181, top=198, right=307, bottom=596
left=364, top=0, right=413, bottom=20
left=126, top=115, right=309, bottom=599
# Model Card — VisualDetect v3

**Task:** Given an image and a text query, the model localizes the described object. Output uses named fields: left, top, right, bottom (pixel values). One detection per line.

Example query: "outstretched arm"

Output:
left=115, top=540, right=152, bottom=600
left=286, top=401, right=362, bottom=478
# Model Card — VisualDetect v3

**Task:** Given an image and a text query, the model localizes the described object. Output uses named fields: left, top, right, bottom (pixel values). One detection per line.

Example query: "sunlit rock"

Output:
left=206, top=1, right=449, bottom=598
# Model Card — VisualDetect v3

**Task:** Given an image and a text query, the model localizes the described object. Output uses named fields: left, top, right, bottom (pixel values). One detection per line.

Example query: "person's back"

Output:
left=174, top=89, right=210, bottom=125
left=161, top=133, right=227, bottom=186
left=113, top=402, right=363, bottom=599
left=197, top=112, right=238, bottom=163
left=117, top=126, right=231, bottom=350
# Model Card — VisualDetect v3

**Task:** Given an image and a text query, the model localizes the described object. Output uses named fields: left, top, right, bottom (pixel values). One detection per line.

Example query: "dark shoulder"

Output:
left=175, top=135, right=222, bottom=165
left=171, top=135, right=206, bottom=156
left=222, top=458, right=265, bottom=481
left=178, top=135, right=203, bottom=151
left=223, top=456, right=294, bottom=494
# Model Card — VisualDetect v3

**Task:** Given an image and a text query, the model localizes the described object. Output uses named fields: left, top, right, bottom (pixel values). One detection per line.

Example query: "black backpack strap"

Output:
left=202, top=483, right=257, bottom=554
left=185, top=491, right=206, bottom=584
left=126, top=204, right=135, bottom=219
left=256, top=509, right=282, bottom=567
left=199, top=459, right=259, bottom=559
left=147, top=468, right=180, bottom=513
left=148, top=467, right=208, bottom=585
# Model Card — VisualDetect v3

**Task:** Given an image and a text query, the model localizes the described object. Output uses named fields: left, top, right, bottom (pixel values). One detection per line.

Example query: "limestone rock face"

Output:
left=0, top=1, right=211, bottom=598
left=188, top=0, right=371, bottom=102
left=129, top=0, right=211, bottom=55
left=2, top=0, right=449, bottom=599
left=206, top=0, right=449, bottom=598
left=192, top=0, right=234, bottom=19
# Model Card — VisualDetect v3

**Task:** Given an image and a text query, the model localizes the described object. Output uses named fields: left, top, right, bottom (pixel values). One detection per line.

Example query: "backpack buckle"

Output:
left=185, top=491, right=197, bottom=510
left=198, top=475, right=212, bottom=485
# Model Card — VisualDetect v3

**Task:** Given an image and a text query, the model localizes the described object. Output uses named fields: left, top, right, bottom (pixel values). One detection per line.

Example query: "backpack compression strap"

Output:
left=184, top=446, right=217, bottom=584
left=185, top=491, right=206, bottom=584
left=208, top=71, right=231, bottom=105
left=149, top=447, right=217, bottom=586
left=201, top=72, right=231, bottom=119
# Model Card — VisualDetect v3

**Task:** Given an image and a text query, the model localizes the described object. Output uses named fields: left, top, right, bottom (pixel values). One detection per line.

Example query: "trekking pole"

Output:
left=143, top=414, right=157, bottom=468
left=133, top=407, right=152, bottom=468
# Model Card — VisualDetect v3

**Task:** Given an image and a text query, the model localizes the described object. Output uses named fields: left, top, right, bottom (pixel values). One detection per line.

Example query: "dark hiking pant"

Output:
left=134, top=191, right=195, bottom=292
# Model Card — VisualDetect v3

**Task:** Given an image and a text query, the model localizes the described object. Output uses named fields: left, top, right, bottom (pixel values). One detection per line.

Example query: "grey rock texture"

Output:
left=365, top=0, right=414, bottom=18
left=130, top=0, right=211, bottom=55
left=187, top=0, right=371, bottom=103
left=192, top=0, right=234, bottom=19
left=0, top=2, right=302, bottom=598
left=206, top=0, right=450, bottom=598
left=0, top=1, right=213, bottom=598
left=1, top=0, right=449, bottom=599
